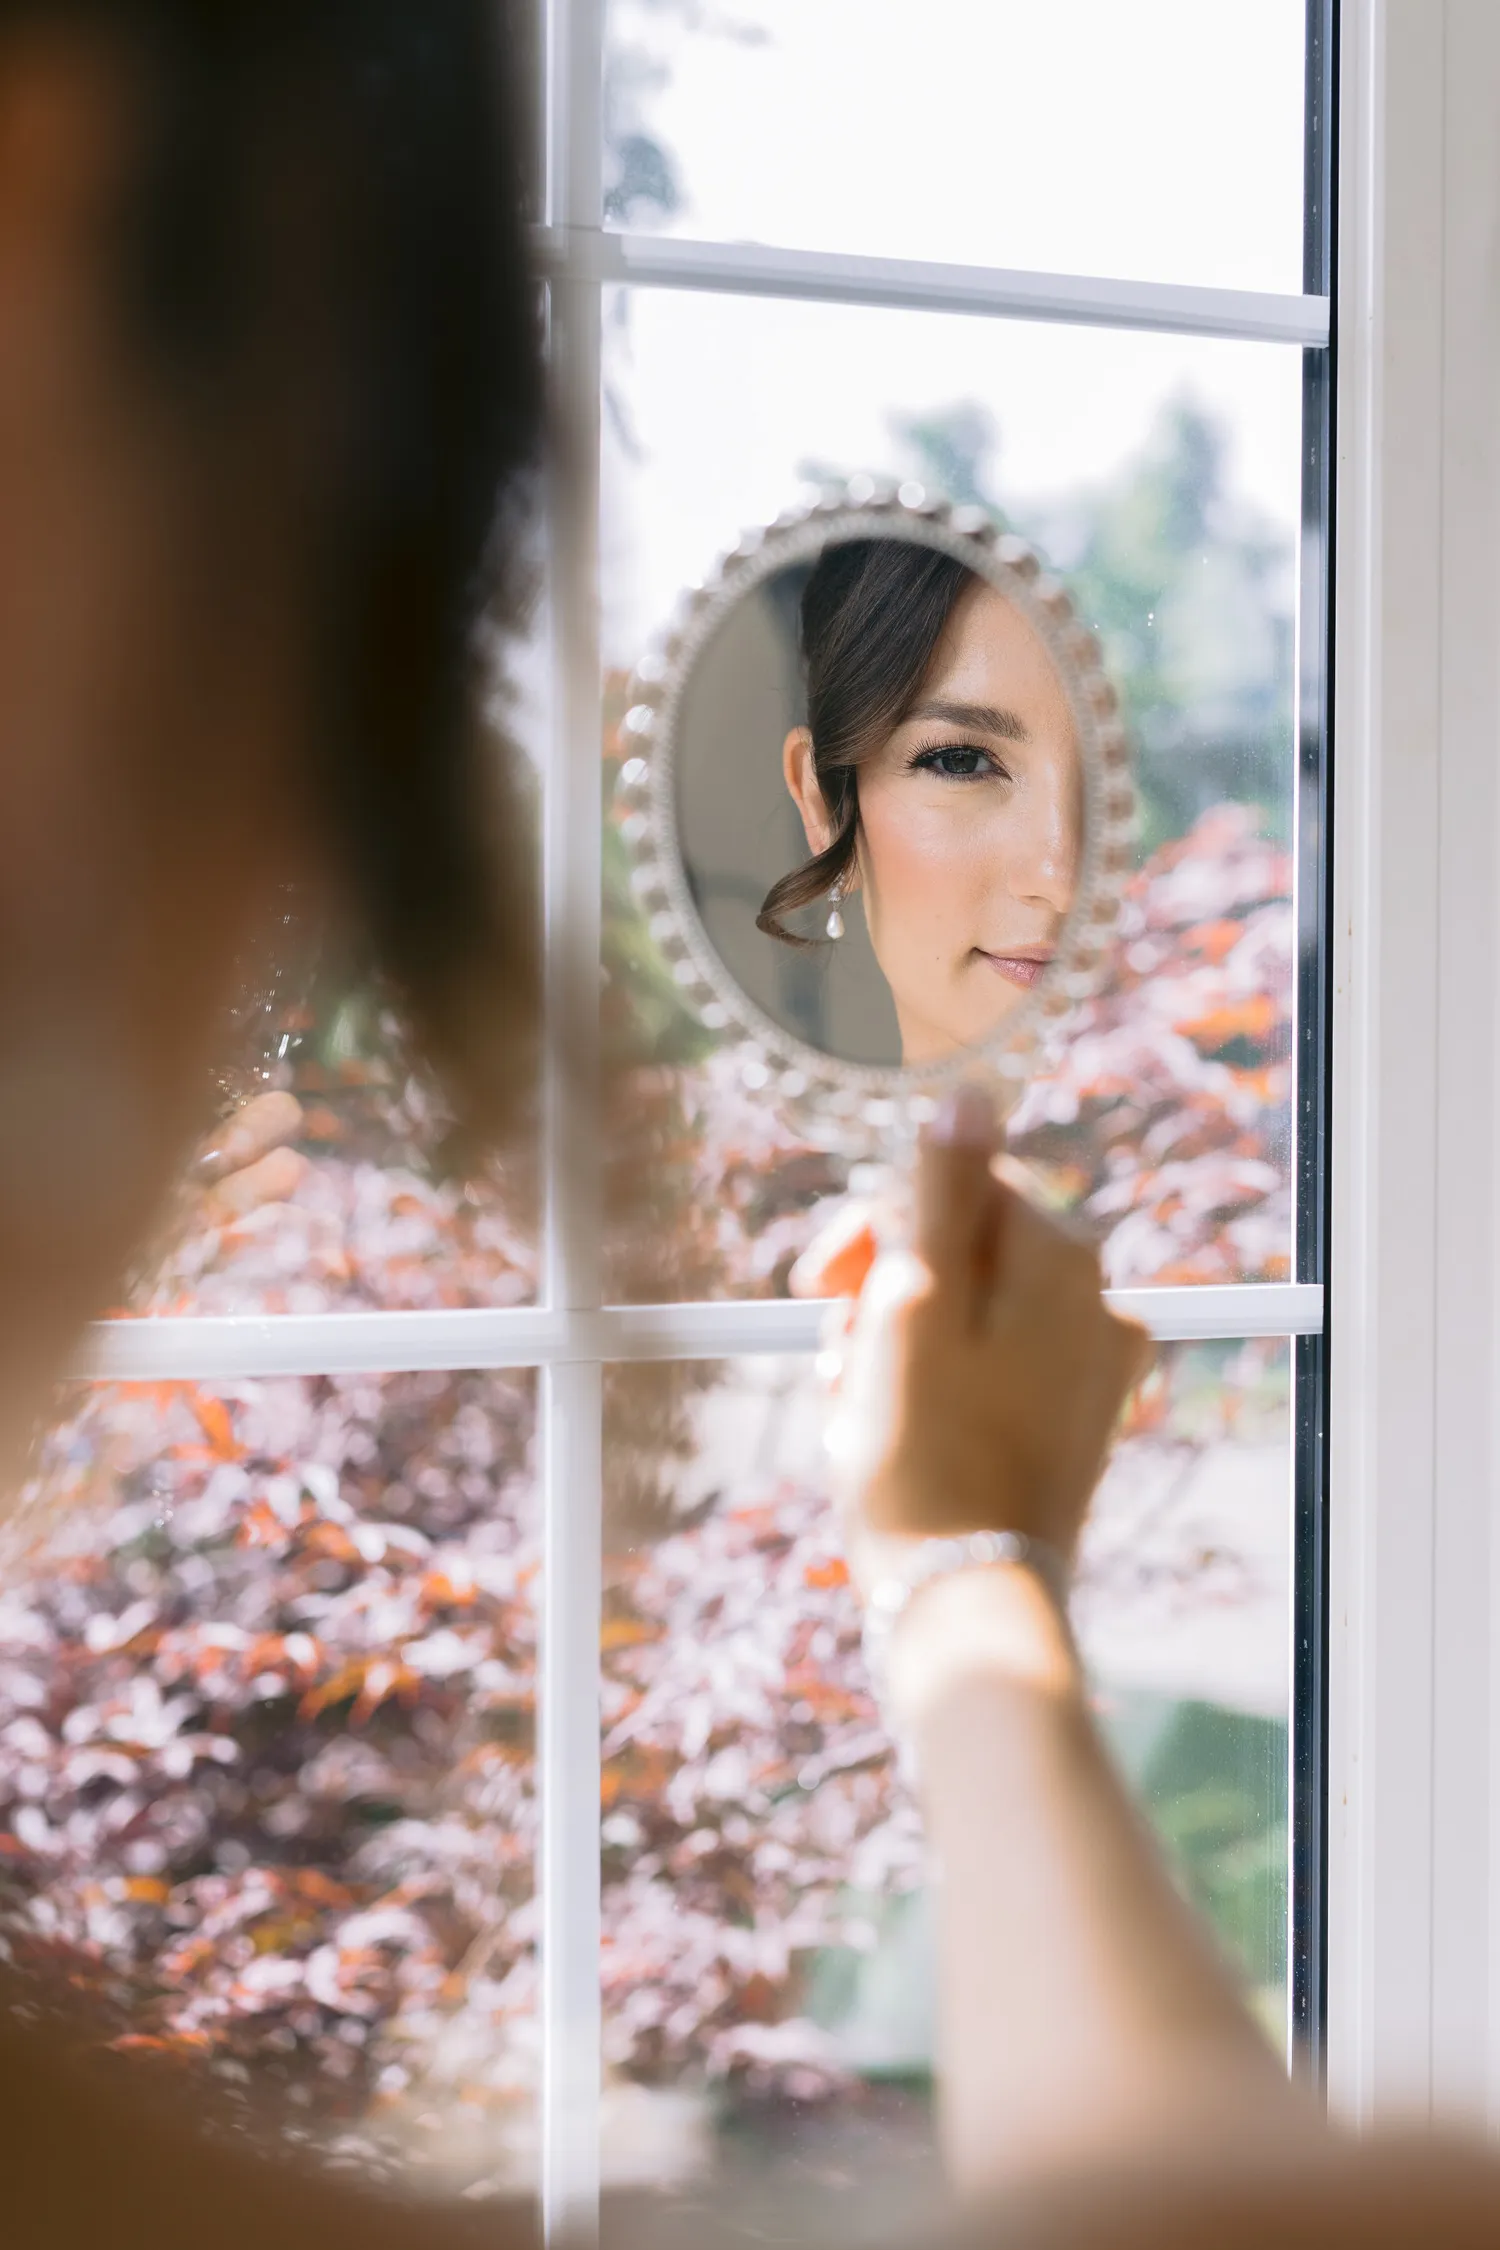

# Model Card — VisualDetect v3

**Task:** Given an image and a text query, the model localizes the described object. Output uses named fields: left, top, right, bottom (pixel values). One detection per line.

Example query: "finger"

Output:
left=789, top=1202, right=878, bottom=1301
left=988, top=1172, right=1096, bottom=1298
left=915, top=1082, right=1002, bottom=1306
left=203, top=1146, right=309, bottom=1222
left=197, top=1090, right=305, bottom=1183
left=992, top=1149, right=1091, bottom=1228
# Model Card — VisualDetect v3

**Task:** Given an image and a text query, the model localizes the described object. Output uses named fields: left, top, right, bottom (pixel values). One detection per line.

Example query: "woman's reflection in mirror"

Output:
left=758, top=539, right=1080, bottom=1063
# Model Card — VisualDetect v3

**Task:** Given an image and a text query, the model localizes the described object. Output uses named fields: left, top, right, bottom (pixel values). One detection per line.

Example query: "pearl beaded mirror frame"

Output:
left=612, top=483, right=1136, bottom=1159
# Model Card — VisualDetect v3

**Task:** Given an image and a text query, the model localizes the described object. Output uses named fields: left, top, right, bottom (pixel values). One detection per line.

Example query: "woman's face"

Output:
left=793, top=576, right=1080, bottom=1064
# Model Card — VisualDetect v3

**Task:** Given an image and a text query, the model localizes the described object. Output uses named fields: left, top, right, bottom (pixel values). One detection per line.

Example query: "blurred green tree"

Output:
left=877, top=395, right=1296, bottom=856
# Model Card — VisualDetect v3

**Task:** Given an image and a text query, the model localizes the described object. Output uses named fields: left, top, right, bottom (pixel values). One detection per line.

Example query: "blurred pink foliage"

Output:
left=0, top=803, right=1292, bottom=2165
left=1011, top=804, right=1294, bottom=1286
left=0, top=1372, right=540, bottom=2176
left=135, top=1066, right=536, bottom=1319
left=601, top=1488, right=920, bottom=2102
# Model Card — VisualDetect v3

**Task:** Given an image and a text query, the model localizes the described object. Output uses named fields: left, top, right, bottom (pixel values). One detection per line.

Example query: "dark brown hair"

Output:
left=12, top=0, right=547, bottom=1146
left=756, top=538, right=975, bottom=947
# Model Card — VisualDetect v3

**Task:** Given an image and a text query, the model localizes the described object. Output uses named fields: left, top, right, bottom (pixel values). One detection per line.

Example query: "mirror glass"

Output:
left=673, top=531, right=1085, bottom=1070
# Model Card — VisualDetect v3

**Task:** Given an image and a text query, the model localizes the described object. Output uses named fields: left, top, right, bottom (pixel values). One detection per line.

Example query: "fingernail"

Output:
left=931, top=1081, right=995, bottom=1147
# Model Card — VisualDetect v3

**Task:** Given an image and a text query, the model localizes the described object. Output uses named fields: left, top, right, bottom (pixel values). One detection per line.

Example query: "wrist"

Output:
left=883, top=1561, right=1084, bottom=1736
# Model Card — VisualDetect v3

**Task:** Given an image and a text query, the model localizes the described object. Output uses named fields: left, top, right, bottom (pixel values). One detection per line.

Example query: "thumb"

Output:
left=915, top=1082, right=1002, bottom=1313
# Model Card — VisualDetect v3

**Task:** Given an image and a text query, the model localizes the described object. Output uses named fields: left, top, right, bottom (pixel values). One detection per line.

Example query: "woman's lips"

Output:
left=974, top=950, right=1054, bottom=989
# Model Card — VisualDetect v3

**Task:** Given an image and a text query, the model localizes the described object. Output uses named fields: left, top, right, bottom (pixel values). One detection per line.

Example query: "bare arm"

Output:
left=893, top=1567, right=1300, bottom=2191
left=810, top=1096, right=1500, bottom=2239
left=818, top=1087, right=1313, bottom=2197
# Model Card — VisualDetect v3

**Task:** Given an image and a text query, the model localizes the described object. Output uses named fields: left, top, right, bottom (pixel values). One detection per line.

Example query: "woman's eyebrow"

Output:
left=908, top=696, right=1030, bottom=740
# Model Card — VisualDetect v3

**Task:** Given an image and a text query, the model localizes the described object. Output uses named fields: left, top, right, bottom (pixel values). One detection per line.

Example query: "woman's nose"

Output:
left=1014, top=754, right=1080, bottom=915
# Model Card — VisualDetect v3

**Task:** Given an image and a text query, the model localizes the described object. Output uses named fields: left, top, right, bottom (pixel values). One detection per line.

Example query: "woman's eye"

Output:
left=915, top=744, right=995, bottom=779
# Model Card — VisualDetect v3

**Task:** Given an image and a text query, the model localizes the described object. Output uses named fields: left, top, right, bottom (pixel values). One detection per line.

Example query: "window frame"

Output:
left=1326, top=0, right=1500, bottom=2132
left=1294, top=0, right=1335, bottom=2083
left=78, top=0, right=1336, bottom=2232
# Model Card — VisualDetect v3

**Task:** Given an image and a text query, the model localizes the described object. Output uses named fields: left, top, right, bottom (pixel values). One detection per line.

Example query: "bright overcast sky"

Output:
left=599, top=0, right=1308, bottom=664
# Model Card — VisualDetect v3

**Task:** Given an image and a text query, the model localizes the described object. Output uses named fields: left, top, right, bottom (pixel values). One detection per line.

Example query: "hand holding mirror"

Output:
left=614, top=483, right=1135, bottom=1158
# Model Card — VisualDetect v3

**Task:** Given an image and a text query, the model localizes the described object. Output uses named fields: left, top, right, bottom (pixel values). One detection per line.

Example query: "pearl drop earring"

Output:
left=825, top=872, right=847, bottom=942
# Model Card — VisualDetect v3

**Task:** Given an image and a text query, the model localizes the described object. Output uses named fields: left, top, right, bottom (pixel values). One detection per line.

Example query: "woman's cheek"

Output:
left=861, top=787, right=980, bottom=972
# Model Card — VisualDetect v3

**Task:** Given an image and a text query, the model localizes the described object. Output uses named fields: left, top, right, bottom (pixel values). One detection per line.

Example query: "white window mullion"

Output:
left=533, top=224, right=1330, bottom=348
left=540, top=0, right=605, bottom=2239
left=539, top=1360, right=603, bottom=2238
left=77, top=1284, right=1325, bottom=1382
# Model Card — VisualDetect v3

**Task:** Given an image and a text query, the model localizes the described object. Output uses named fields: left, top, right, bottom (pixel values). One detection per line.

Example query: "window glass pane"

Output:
left=603, top=291, right=1299, bottom=1294
left=0, top=1371, right=538, bottom=2206
left=123, top=1007, right=539, bottom=1322
left=1080, top=1338, right=1291, bottom=2039
left=604, top=0, right=1306, bottom=296
left=115, top=697, right=543, bottom=1320
left=598, top=1340, right=1289, bottom=2214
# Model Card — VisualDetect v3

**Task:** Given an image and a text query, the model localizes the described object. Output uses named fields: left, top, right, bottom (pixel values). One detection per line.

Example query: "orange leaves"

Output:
left=600, top=1614, right=659, bottom=1652
left=235, top=1496, right=350, bottom=1562
left=250, top=1912, right=316, bottom=1957
left=237, top=1497, right=291, bottom=1550
left=191, top=1394, right=237, bottom=1459
left=141, top=1386, right=250, bottom=1476
left=600, top=1743, right=672, bottom=1808
left=296, top=1658, right=365, bottom=1721
left=788, top=1209, right=876, bottom=1302
left=245, top=1872, right=357, bottom=1955
left=782, top=1662, right=863, bottom=1721
left=302, top=1520, right=359, bottom=1565
left=297, top=1653, right=420, bottom=1726
left=803, top=1558, right=849, bottom=1591
left=301, top=1106, right=345, bottom=1144
left=87, top=1379, right=244, bottom=1475
left=108, top=1378, right=191, bottom=1413
left=1184, top=917, right=1249, bottom=966
left=421, top=1567, right=477, bottom=1610
left=293, top=1868, right=357, bottom=1910
left=1005, top=802, right=1296, bottom=1288
left=724, top=1502, right=788, bottom=1550
left=734, top=1971, right=780, bottom=2024
left=1173, top=992, right=1279, bottom=1053
left=244, top=1632, right=321, bottom=1689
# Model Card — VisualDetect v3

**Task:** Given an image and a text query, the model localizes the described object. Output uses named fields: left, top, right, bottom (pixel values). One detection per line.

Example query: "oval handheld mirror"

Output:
left=613, top=482, right=1135, bottom=1162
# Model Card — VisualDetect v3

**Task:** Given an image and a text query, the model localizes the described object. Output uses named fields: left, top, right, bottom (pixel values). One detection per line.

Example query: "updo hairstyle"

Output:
left=755, top=539, right=974, bottom=947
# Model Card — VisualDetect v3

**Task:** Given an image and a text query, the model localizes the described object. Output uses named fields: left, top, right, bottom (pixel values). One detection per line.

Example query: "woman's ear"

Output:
left=782, top=726, right=831, bottom=854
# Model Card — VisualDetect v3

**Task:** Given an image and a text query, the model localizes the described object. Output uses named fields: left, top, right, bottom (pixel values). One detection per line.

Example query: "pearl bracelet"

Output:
left=861, top=1527, right=1073, bottom=1719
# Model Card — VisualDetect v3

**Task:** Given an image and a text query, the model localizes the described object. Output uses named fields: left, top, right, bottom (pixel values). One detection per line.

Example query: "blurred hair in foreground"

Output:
left=0, top=1, right=547, bottom=1465
left=87, top=0, right=548, bottom=1140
